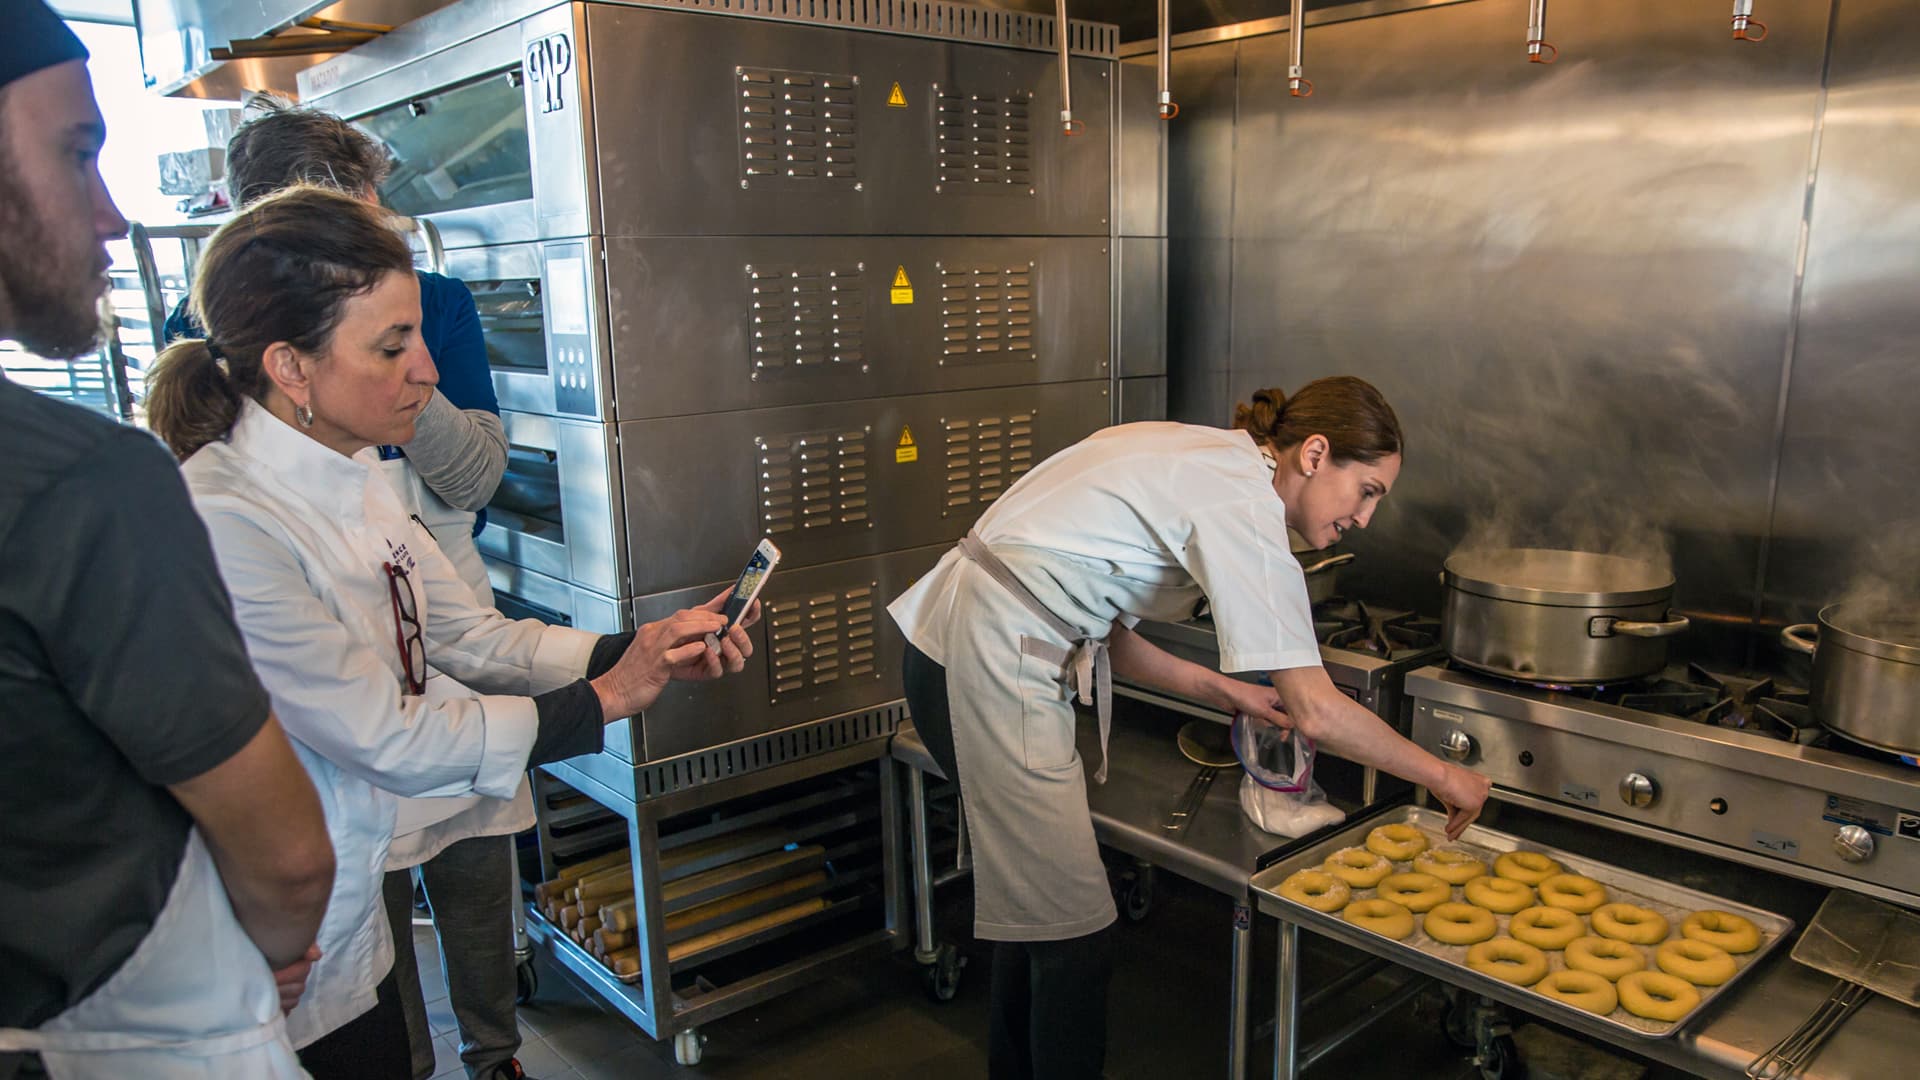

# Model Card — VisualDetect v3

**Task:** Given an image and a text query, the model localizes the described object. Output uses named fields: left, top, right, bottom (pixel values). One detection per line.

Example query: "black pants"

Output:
left=297, top=967, right=411, bottom=1080
left=904, top=644, right=1116, bottom=1080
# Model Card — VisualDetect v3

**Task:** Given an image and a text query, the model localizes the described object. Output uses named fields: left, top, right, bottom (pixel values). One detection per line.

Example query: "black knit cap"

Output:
left=0, top=0, right=89, bottom=93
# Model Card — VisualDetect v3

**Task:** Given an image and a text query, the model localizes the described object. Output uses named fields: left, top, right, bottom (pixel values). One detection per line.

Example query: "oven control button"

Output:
left=1619, top=772, right=1657, bottom=808
left=1441, top=729, right=1474, bottom=762
left=1832, top=824, right=1875, bottom=864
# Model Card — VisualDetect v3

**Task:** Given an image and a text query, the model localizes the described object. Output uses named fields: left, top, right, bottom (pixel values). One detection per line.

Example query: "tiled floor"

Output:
left=412, top=871, right=1687, bottom=1079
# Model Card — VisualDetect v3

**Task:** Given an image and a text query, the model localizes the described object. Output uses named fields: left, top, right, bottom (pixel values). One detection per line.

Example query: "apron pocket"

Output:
left=1017, top=638, right=1077, bottom=770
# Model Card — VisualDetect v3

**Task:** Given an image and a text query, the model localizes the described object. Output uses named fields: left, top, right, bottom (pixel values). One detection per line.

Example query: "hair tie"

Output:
left=204, top=339, right=226, bottom=361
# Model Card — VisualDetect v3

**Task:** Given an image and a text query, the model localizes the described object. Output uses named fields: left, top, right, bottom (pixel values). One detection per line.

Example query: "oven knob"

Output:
left=1833, top=825, right=1875, bottom=864
left=1619, top=772, right=1657, bottom=808
left=1441, top=729, right=1474, bottom=762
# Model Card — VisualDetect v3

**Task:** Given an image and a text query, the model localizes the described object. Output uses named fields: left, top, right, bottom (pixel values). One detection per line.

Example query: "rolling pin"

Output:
left=532, top=847, right=631, bottom=905
left=595, top=927, right=632, bottom=954
left=607, top=947, right=640, bottom=978
left=601, top=899, right=638, bottom=932
left=666, top=898, right=829, bottom=964
left=665, top=872, right=826, bottom=934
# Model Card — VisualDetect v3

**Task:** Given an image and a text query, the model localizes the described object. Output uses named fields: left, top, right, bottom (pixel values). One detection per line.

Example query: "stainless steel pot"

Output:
left=1291, top=530, right=1353, bottom=607
left=1441, top=548, right=1690, bottom=684
left=1782, top=605, right=1920, bottom=755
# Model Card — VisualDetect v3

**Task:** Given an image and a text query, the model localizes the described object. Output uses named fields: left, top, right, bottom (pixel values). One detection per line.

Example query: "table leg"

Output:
left=1272, top=919, right=1300, bottom=1080
left=1229, top=901, right=1252, bottom=1079
left=907, top=766, right=937, bottom=964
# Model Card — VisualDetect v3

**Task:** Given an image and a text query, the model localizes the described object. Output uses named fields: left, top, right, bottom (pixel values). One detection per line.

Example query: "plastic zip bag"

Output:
left=1232, top=712, right=1345, bottom=837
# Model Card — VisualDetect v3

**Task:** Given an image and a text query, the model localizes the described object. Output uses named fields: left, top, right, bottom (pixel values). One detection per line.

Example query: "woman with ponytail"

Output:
left=887, top=376, right=1491, bottom=1079
left=148, top=185, right=760, bottom=1079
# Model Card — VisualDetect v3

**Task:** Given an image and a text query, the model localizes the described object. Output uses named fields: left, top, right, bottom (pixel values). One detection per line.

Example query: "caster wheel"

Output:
left=514, top=959, right=538, bottom=1005
left=673, top=1029, right=705, bottom=1066
left=1475, top=1033, right=1523, bottom=1080
left=923, top=943, right=966, bottom=1002
left=1442, top=991, right=1477, bottom=1049
left=1120, top=869, right=1155, bottom=923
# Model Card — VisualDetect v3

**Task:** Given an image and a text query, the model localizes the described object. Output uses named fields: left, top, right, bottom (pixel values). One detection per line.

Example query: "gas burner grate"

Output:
left=1315, top=599, right=1441, bottom=657
left=1616, top=663, right=1821, bottom=744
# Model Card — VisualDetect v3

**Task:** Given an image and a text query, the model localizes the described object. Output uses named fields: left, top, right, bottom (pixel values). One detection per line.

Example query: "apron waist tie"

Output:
left=956, top=532, right=1114, bottom=784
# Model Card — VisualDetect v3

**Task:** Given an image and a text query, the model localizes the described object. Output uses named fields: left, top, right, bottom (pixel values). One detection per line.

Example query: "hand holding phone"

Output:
left=707, top=538, right=780, bottom=653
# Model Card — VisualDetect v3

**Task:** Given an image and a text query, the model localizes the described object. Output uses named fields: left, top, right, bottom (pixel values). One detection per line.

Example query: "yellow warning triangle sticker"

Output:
left=898, top=425, right=916, bottom=448
left=892, top=266, right=911, bottom=288
left=887, top=82, right=908, bottom=108
left=889, top=265, right=914, bottom=305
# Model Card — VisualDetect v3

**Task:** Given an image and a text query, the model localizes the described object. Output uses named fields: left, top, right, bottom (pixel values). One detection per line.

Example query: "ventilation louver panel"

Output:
left=768, top=585, right=880, bottom=701
left=942, top=410, right=1036, bottom=510
left=939, top=263, right=1034, bottom=362
left=756, top=427, right=872, bottom=537
left=933, top=87, right=1032, bottom=192
left=740, top=68, right=858, bottom=186
left=749, top=263, right=866, bottom=374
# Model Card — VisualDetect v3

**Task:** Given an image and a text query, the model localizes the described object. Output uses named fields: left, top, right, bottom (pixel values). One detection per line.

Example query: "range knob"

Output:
left=1833, top=825, right=1875, bottom=864
left=1619, top=772, right=1658, bottom=808
left=1441, top=729, right=1475, bottom=762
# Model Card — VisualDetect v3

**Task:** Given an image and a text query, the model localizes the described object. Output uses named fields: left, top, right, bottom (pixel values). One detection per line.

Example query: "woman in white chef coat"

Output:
left=889, top=376, right=1492, bottom=1079
left=145, top=185, right=758, bottom=1079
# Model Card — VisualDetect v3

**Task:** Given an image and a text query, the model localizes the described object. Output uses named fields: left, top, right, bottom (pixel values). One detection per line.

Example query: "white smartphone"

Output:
left=709, top=538, right=780, bottom=649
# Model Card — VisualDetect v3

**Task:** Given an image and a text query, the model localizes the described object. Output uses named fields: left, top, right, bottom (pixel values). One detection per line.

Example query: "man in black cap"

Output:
left=0, top=2, right=336, bottom=1076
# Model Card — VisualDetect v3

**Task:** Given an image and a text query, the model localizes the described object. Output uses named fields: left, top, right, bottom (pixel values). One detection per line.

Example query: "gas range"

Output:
left=1408, top=664, right=1920, bottom=909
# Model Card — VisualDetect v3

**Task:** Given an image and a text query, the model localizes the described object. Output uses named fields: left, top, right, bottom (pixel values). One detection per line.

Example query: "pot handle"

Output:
left=1300, top=552, right=1357, bottom=576
left=1590, top=614, right=1691, bottom=639
left=1780, top=623, right=1818, bottom=655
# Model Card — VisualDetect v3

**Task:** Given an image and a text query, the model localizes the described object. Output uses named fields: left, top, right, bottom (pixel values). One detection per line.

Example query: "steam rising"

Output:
left=1833, top=527, right=1920, bottom=643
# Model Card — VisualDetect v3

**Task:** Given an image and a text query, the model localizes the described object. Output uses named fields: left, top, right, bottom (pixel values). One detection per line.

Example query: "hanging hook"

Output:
left=1156, top=0, right=1178, bottom=119
left=1288, top=0, right=1311, bottom=98
left=1732, top=1, right=1768, bottom=41
left=1527, top=0, right=1557, bottom=63
left=1055, top=0, right=1080, bottom=134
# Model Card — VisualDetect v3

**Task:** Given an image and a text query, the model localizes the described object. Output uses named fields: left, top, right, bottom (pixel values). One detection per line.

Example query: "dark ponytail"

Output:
left=1231, top=376, right=1403, bottom=465
left=144, top=184, right=414, bottom=459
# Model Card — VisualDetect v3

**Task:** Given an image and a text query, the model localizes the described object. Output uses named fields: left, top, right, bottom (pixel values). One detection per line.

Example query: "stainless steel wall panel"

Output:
left=584, top=4, right=1112, bottom=237
left=607, top=545, right=947, bottom=763
left=601, top=237, right=1110, bottom=417
left=1117, top=55, right=1166, bottom=238
left=1117, top=375, right=1167, bottom=422
left=1163, top=40, right=1236, bottom=428
left=1116, top=236, right=1165, bottom=378
left=615, top=381, right=1110, bottom=595
left=1762, top=0, right=1920, bottom=627
left=1207, top=0, right=1828, bottom=654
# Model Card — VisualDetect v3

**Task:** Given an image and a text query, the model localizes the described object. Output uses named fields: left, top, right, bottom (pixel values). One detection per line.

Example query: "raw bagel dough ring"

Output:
left=1532, top=970, right=1620, bottom=1016
left=1509, top=906, right=1586, bottom=951
left=1592, top=902, right=1670, bottom=945
left=1537, top=873, right=1609, bottom=915
left=1377, top=872, right=1451, bottom=914
left=1493, top=851, right=1564, bottom=885
left=1424, top=902, right=1498, bottom=946
left=1466, top=937, right=1550, bottom=986
left=1323, top=847, right=1394, bottom=889
left=1463, top=876, right=1535, bottom=915
left=1413, top=849, right=1489, bottom=885
left=1366, top=823, right=1430, bottom=862
left=1343, top=898, right=1416, bottom=940
left=1278, top=869, right=1352, bottom=913
left=1656, top=939, right=1737, bottom=986
left=1617, top=970, right=1701, bottom=1022
left=1682, top=910, right=1762, bottom=954
left=1563, top=936, right=1646, bottom=981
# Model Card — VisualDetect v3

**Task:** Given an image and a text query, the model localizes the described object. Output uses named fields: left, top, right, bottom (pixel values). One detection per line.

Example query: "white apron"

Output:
left=938, top=532, right=1202, bottom=942
left=0, top=831, right=307, bottom=1078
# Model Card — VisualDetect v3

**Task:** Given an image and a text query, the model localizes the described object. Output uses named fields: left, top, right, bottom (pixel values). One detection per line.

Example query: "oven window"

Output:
left=489, top=444, right=564, bottom=544
left=359, top=71, right=532, bottom=218
left=469, top=278, right=546, bottom=374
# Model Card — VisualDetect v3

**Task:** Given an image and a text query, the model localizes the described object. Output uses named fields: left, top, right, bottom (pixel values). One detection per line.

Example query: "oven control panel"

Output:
left=1411, top=699, right=1920, bottom=903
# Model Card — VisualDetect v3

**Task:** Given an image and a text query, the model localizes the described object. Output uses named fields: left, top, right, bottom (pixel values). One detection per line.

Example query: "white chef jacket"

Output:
left=182, top=398, right=600, bottom=1048
left=889, top=422, right=1324, bottom=674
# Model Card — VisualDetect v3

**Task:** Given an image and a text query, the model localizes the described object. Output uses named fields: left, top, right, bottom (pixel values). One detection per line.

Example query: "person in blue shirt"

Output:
left=162, top=101, right=532, bottom=1080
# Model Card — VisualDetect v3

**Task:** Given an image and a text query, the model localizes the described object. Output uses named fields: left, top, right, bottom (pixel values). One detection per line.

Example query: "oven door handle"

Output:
left=407, top=216, right=447, bottom=277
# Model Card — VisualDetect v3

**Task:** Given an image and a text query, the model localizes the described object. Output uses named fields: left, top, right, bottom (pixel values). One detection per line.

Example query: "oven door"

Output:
left=483, top=558, right=639, bottom=763
left=477, top=410, right=623, bottom=598
left=442, top=244, right=553, bottom=414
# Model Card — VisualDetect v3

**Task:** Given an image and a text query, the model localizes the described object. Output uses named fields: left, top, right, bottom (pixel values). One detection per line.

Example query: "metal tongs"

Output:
left=1745, top=980, right=1870, bottom=1079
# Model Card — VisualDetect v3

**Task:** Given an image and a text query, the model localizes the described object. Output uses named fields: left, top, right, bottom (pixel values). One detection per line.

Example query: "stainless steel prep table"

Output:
left=895, top=696, right=1392, bottom=1079
left=1251, top=799, right=1920, bottom=1079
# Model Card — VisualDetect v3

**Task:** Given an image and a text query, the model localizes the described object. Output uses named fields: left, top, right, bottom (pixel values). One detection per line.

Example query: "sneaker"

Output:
left=482, top=1060, right=527, bottom=1080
